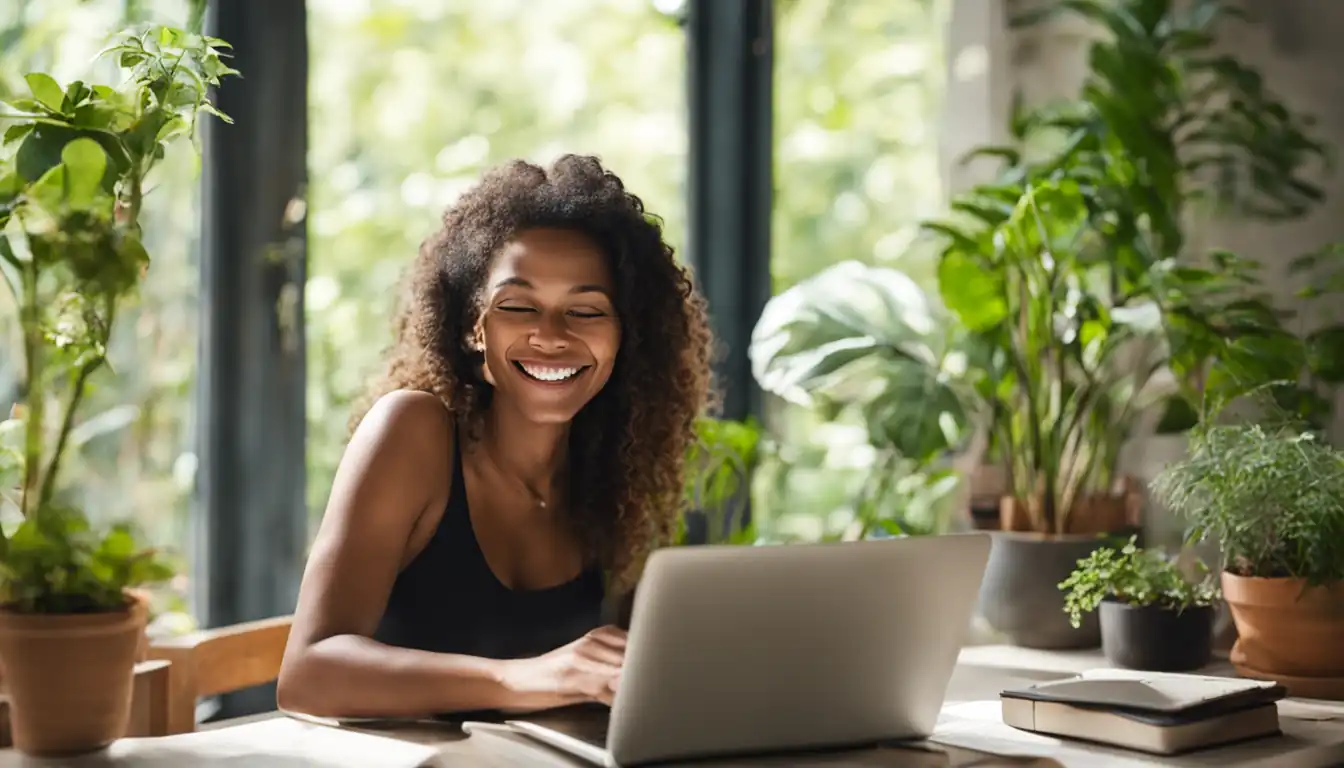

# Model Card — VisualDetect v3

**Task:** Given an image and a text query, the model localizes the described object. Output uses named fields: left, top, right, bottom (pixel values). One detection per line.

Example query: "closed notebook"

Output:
left=1000, top=669, right=1287, bottom=756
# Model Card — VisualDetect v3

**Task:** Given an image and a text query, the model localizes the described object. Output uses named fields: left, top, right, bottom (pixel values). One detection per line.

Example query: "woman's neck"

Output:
left=479, top=400, right=570, bottom=497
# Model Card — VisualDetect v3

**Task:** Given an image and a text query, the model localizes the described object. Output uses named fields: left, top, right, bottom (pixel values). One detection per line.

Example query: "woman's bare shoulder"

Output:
left=356, top=390, right=453, bottom=450
left=317, top=389, right=455, bottom=544
left=336, top=389, right=456, bottom=508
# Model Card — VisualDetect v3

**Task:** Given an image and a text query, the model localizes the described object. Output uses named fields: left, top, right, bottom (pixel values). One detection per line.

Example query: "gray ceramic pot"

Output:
left=976, top=532, right=1108, bottom=649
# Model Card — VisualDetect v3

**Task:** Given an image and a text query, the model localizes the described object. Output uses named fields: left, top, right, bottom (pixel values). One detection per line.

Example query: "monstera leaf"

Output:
left=750, top=261, right=971, bottom=464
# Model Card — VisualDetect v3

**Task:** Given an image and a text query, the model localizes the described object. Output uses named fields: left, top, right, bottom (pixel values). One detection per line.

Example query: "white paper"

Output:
left=0, top=717, right=441, bottom=768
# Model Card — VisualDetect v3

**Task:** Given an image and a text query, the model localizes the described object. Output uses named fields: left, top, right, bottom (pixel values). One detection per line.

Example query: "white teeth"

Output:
left=519, top=363, right=581, bottom=382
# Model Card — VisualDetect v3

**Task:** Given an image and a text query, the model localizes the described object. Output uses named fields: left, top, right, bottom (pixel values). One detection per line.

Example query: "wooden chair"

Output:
left=0, top=615, right=293, bottom=746
left=139, top=615, right=294, bottom=735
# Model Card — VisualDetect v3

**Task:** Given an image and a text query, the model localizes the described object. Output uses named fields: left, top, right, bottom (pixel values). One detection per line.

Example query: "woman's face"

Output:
left=477, top=227, right=622, bottom=424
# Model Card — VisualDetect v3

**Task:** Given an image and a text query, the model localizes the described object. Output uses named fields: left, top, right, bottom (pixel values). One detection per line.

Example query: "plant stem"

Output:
left=0, top=240, right=20, bottom=300
left=38, top=356, right=104, bottom=510
left=35, top=170, right=144, bottom=509
left=19, top=239, right=42, bottom=520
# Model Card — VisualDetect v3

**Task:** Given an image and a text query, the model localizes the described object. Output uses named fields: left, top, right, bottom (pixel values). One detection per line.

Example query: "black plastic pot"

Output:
left=977, top=532, right=1106, bottom=649
left=1099, top=599, right=1214, bottom=672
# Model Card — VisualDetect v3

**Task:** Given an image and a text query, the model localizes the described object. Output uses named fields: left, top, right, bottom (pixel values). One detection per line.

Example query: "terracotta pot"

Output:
left=126, top=588, right=151, bottom=662
left=1223, top=572, right=1344, bottom=694
left=1066, top=492, right=1132, bottom=535
left=0, top=594, right=147, bottom=756
left=998, top=497, right=1032, bottom=532
left=999, top=483, right=1142, bottom=536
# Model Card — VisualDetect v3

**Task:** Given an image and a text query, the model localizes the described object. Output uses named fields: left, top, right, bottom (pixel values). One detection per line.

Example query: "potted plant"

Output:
left=1152, top=418, right=1344, bottom=699
left=0, top=26, right=236, bottom=755
left=1059, top=536, right=1219, bottom=671
left=924, top=176, right=1166, bottom=649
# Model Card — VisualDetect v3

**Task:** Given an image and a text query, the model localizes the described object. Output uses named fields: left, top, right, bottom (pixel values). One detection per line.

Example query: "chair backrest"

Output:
left=145, top=615, right=294, bottom=734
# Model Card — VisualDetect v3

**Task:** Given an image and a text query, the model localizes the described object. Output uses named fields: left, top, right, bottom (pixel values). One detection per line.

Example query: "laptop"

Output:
left=480, top=532, right=991, bottom=766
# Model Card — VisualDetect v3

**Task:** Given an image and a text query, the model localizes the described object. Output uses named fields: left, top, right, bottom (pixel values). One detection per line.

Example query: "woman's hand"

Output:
left=497, top=625, right=627, bottom=712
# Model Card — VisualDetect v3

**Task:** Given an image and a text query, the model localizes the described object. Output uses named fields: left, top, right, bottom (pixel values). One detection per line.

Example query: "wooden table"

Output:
left=4, top=646, right=1343, bottom=767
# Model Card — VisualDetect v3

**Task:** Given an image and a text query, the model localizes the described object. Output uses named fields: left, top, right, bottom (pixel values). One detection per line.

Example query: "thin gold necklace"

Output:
left=480, top=439, right=553, bottom=509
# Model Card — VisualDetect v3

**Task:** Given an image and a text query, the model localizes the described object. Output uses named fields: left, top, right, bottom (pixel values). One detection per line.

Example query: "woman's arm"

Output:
left=276, top=390, right=519, bottom=718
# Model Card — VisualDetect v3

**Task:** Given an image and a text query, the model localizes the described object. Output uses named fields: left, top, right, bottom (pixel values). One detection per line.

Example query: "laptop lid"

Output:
left=605, top=532, right=992, bottom=766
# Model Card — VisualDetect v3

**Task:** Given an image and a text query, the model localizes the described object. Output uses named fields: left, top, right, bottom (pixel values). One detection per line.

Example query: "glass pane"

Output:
left=305, top=0, right=687, bottom=527
left=774, top=0, right=947, bottom=291
left=762, top=0, right=950, bottom=540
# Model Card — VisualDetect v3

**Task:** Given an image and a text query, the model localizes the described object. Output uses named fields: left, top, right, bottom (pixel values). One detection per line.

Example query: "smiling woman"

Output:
left=276, top=155, right=714, bottom=720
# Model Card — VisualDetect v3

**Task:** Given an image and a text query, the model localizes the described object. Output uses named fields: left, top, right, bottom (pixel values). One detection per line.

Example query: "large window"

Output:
left=3, top=0, right=953, bottom=625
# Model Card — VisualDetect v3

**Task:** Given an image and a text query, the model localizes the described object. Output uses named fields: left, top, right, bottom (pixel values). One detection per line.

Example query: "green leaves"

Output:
left=0, top=418, right=22, bottom=509
left=1025, top=0, right=1329, bottom=228
left=1201, top=332, right=1305, bottom=418
left=750, top=260, right=970, bottom=465
left=15, top=123, right=76, bottom=183
left=681, top=417, right=761, bottom=546
left=23, top=73, right=65, bottom=113
left=1152, top=424, right=1344, bottom=586
left=100, top=25, right=239, bottom=130
left=59, top=138, right=108, bottom=210
left=937, top=250, right=1006, bottom=331
left=0, top=510, right=175, bottom=614
left=1058, top=535, right=1221, bottom=629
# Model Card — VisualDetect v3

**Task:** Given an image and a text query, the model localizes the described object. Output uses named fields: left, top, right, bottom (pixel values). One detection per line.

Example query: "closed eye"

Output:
left=496, top=304, right=608, bottom=319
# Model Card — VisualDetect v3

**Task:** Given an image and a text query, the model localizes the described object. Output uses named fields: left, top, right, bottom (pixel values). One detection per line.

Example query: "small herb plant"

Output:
left=0, top=26, right=236, bottom=613
left=1058, top=536, right=1220, bottom=629
left=1151, top=421, right=1344, bottom=586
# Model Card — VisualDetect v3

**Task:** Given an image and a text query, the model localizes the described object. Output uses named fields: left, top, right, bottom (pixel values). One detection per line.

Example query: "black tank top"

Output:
left=373, top=436, right=606, bottom=659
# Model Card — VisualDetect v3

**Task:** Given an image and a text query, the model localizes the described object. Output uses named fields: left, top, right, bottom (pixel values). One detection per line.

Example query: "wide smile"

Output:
left=512, top=360, right=591, bottom=386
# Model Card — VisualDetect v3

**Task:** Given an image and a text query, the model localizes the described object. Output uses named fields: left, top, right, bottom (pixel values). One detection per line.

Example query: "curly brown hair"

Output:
left=352, top=154, right=715, bottom=590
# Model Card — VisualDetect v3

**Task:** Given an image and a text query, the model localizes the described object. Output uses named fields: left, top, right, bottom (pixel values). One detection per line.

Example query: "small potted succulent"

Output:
left=1059, top=536, right=1220, bottom=672
left=0, top=26, right=235, bottom=755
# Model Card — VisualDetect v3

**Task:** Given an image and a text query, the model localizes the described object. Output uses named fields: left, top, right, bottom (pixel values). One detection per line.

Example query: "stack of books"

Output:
left=1000, top=669, right=1287, bottom=756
